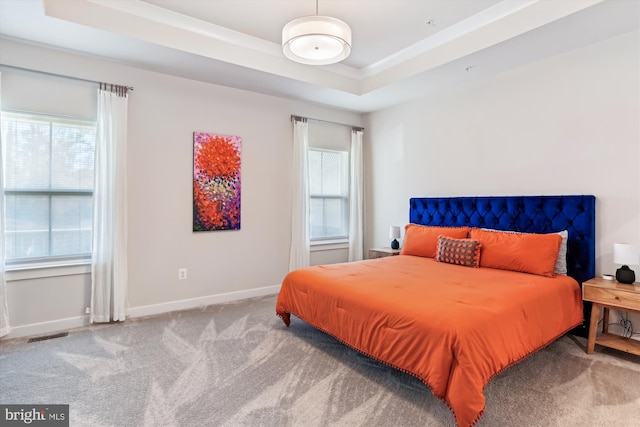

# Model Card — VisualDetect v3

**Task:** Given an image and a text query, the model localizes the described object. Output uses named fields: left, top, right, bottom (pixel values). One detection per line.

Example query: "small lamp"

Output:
left=613, top=243, right=638, bottom=284
left=389, top=226, right=401, bottom=250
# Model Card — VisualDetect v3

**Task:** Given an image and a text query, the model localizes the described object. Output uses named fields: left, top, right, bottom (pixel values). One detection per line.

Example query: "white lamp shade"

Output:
left=389, top=226, right=401, bottom=240
left=282, top=16, right=351, bottom=65
left=614, top=243, right=639, bottom=265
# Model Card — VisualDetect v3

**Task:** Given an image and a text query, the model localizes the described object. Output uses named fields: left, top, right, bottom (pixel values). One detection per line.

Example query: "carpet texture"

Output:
left=1, top=295, right=639, bottom=427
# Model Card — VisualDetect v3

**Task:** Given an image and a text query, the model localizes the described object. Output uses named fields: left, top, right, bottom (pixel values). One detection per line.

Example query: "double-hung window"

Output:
left=1, top=111, right=96, bottom=265
left=308, top=148, right=349, bottom=241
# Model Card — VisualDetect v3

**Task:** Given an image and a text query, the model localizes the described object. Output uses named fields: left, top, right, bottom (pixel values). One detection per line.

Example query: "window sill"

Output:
left=4, top=260, right=92, bottom=281
left=310, top=239, right=349, bottom=252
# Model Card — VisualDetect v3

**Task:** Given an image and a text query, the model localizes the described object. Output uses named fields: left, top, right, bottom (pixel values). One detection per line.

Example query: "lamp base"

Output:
left=616, top=265, right=636, bottom=284
left=391, top=239, right=399, bottom=250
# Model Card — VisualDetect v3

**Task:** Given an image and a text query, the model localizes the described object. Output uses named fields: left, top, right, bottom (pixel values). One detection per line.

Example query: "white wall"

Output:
left=364, top=30, right=640, bottom=336
left=1, top=38, right=362, bottom=338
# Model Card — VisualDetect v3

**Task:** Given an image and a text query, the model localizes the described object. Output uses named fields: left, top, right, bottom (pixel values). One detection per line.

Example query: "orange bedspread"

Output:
left=276, top=255, right=583, bottom=427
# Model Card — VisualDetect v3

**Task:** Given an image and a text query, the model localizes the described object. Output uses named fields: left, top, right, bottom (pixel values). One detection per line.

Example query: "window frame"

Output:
left=1, top=109, right=96, bottom=268
left=308, top=147, right=350, bottom=243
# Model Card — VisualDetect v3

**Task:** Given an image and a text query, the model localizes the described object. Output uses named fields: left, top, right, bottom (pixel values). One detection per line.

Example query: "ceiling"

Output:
left=0, top=0, right=638, bottom=113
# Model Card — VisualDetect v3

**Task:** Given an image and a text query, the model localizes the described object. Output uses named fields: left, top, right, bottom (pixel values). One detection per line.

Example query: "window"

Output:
left=1, top=111, right=96, bottom=265
left=309, top=149, right=349, bottom=240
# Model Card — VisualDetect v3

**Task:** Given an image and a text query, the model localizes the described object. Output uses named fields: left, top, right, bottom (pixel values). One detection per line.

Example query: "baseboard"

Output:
left=128, top=284, right=281, bottom=318
left=2, top=284, right=281, bottom=341
left=4, top=315, right=90, bottom=340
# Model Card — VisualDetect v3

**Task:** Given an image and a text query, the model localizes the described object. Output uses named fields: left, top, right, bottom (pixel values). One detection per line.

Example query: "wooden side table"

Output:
left=582, top=276, right=640, bottom=356
left=368, top=247, right=401, bottom=259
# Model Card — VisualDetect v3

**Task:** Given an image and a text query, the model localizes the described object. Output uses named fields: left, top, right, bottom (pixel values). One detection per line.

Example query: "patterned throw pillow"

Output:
left=435, top=236, right=481, bottom=268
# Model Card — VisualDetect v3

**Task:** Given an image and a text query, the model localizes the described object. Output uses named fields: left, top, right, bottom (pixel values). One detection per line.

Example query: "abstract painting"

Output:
left=193, top=132, right=241, bottom=231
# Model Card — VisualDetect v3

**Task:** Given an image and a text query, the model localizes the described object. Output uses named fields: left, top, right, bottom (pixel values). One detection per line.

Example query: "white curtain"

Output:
left=91, top=86, right=129, bottom=323
left=0, top=72, right=10, bottom=337
left=348, top=129, right=364, bottom=262
left=289, top=119, right=310, bottom=271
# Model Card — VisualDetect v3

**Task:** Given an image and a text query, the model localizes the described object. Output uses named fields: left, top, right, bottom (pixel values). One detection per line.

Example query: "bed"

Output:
left=276, top=195, right=595, bottom=427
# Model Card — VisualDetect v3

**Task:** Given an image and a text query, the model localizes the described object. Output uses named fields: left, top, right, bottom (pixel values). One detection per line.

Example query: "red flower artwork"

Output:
left=193, top=132, right=241, bottom=231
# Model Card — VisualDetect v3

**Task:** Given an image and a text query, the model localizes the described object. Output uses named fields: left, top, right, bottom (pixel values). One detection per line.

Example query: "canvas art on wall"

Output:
left=193, top=132, right=241, bottom=231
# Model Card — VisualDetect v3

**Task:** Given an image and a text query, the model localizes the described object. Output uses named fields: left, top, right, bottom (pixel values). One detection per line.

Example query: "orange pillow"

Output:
left=469, top=228, right=562, bottom=277
left=400, top=224, right=470, bottom=258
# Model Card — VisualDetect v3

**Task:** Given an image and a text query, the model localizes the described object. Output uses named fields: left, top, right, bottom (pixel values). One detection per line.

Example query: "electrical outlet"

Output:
left=178, top=268, right=188, bottom=280
left=85, top=307, right=90, bottom=314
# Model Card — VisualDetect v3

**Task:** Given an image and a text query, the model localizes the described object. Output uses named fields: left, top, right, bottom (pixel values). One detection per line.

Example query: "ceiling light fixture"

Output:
left=282, top=0, right=351, bottom=65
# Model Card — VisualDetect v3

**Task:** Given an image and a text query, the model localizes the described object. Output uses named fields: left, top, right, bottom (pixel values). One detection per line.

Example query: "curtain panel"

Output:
left=0, top=72, right=10, bottom=337
left=348, top=129, right=364, bottom=261
left=289, top=119, right=310, bottom=271
left=91, top=87, right=129, bottom=323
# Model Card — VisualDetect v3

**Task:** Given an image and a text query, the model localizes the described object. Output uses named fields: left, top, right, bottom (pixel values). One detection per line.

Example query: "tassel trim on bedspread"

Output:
left=276, top=311, right=291, bottom=327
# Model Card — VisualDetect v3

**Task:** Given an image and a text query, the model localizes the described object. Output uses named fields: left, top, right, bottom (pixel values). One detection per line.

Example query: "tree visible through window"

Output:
left=1, top=111, right=96, bottom=263
left=309, top=149, right=349, bottom=240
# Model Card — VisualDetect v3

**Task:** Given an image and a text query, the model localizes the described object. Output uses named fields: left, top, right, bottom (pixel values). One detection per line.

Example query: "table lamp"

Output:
left=390, top=226, right=401, bottom=250
left=614, top=243, right=638, bottom=284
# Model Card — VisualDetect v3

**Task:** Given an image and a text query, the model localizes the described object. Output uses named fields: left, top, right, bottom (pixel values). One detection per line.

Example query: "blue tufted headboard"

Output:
left=409, top=195, right=596, bottom=285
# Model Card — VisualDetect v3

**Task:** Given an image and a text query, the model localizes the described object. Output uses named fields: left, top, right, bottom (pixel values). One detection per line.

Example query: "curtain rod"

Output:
left=291, top=115, right=364, bottom=132
left=0, top=64, right=134, bottom=91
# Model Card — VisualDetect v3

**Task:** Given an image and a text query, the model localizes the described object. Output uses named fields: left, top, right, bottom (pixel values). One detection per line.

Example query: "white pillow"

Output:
left=554, top=230, right=568, bottom=275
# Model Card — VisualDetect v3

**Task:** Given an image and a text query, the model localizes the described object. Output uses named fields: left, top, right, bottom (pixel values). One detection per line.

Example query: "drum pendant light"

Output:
left=282, top=0, right=351, bottom=65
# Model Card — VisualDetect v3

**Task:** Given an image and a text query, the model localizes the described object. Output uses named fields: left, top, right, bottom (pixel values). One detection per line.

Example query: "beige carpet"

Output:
left=1, top=294, right=639, bottom=426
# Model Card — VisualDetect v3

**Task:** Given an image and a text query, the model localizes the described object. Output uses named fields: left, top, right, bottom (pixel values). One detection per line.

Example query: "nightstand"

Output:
left=368, top=247, right=401, bottom=259
left=582, top=277, right=640, bottom=356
